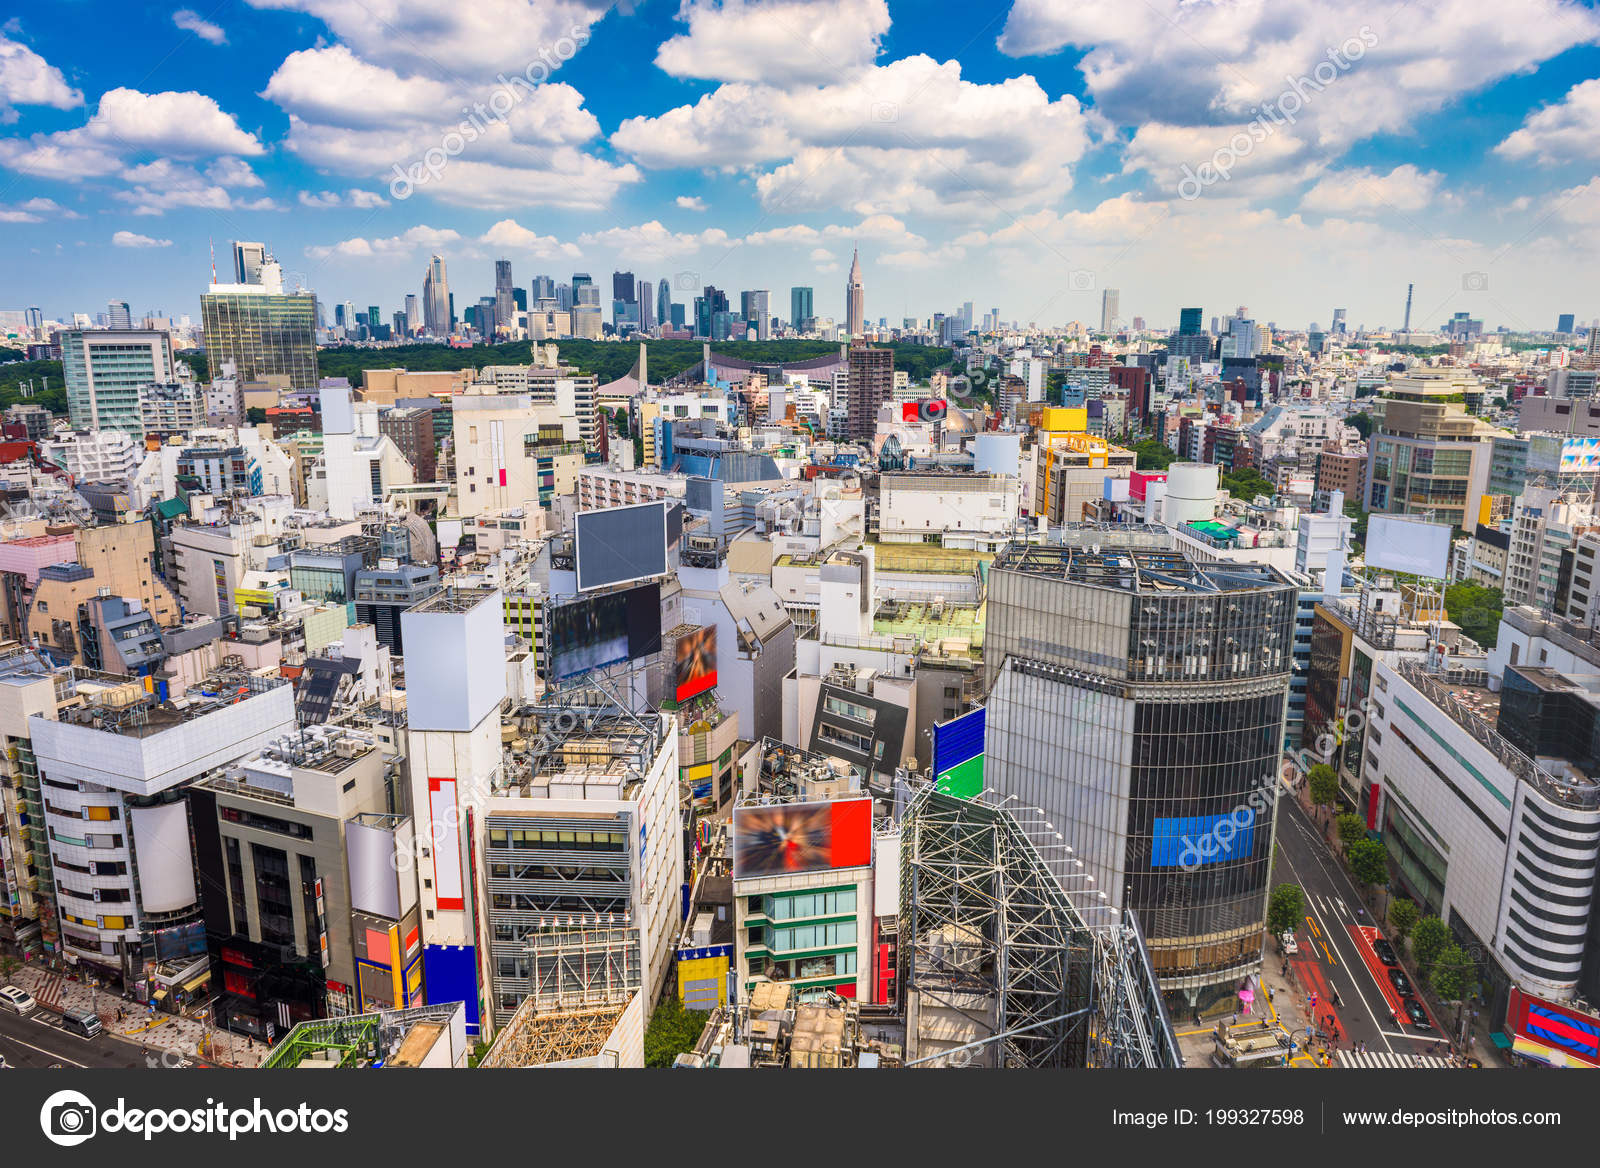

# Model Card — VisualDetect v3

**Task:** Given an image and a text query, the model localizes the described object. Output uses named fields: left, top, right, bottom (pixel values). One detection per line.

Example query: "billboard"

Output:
left=1507, top=987, right=1600, bottom=1068
left=130, top=803, right=197, bottom=915
left=931, top=707, right=985, bottom=799
left=1151, top=810, right=1257, bottom=867
left=1364, top=514, right=1452, bottom=579
left=1561, top=436, right=1600, bottom=474
left=901, top=399, right=948, bottom=423
left=732, top=798, right=872, bottom=880
left=674, top=626, right=717, bottom=703
left=546, top=583, right=662, bottom=681
left=575, top=501, right=670, bottom=592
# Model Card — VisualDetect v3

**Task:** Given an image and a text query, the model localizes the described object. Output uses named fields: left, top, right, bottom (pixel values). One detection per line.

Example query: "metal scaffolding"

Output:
left=478, top=994, right=633, bottom=1069
left=898, top=785, right=1180, bottom=1068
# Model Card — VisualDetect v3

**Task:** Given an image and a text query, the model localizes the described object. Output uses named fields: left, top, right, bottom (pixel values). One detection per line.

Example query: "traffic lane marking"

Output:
left=0, top=1031, right=89, bottom=1067
left=1299, top=878, right=1393, bottom=1051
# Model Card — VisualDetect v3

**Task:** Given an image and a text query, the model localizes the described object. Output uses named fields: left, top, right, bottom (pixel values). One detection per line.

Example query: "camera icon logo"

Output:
left=674, top=270, right=699, bottom=291
left=870, top=101, right=898, bottom=123
left=40, top=1090, right=97, bottom=1147
left=1068, top=269, right=1096, bottom=291
left=1462, top=271, right=1488, bottom=291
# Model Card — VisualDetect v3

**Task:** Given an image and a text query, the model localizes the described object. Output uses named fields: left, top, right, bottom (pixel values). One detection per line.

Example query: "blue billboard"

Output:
left=931, top=707, right=985, bottom=798
left=1151, top=810, right=1257, bottom=868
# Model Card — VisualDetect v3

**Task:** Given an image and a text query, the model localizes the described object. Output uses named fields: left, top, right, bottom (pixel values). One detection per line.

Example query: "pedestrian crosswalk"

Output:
left=1338, top=1049, right=1455, bottom=1069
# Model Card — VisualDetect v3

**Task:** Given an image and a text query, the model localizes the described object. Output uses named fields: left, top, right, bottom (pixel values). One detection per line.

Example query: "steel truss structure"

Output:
left=898, top=785, right=1180, bottom=1068
left=478, top=994, right=633, bottom=1068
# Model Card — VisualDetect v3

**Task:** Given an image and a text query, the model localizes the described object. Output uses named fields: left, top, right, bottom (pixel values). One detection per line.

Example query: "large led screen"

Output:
left=732, top=798, right=872, bottom=879
left=575, top=501, right=669, bottom=592
left=674, top=626, right=717, bottom=703
left=546, top=583, right=662, bottom=681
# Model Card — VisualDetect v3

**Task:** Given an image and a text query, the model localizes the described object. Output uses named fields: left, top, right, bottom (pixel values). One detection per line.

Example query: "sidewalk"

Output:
left=5, top=963, right=271, bottom=1067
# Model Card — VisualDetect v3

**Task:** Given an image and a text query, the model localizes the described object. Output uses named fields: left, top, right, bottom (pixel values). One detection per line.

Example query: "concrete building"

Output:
left=1365, top=368, right=1498, bottom=530
left=60, top=328, right=176, bottom=434
left=27, top=666, right=295, bottom=986
left=189, top=724, right=393, bottom=1034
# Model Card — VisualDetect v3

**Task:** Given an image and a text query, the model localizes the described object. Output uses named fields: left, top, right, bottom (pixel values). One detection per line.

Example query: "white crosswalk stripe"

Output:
left=1338, top=1049, right=1455, bottom=1069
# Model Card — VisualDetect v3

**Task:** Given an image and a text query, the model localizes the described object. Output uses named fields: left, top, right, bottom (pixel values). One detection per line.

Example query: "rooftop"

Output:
left=993, top=542, right=1289, bottom=594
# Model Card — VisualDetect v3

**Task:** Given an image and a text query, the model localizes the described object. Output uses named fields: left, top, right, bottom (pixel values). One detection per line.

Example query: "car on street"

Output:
left=1372, top=938, right=1399, bottom=966
left=1402, top=997, right=1431, bottom=1029
left=1279, top=930, right=1299, bottom=955
left=0, top=985, right=36, bottom=1016
left=1388, top=969, right=1413, bottom=996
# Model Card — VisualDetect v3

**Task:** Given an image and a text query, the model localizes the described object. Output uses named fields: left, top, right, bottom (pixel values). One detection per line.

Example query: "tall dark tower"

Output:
left=1403, top=283, right=1414, bottom=333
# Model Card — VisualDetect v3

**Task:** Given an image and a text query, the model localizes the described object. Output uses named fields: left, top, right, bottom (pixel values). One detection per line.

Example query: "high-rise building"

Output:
left=845, top=340, right=892, bottom=437
left=1366, top=367, right=1499, bottom=529
left=845, top=249, right=865, bottom=337
left=656, top=277, right=672, bottom=333
left=791, top=286, right=814, bottom=330
left=61, top=328, right=176, bottom=433
left=24, top=306, right=43, bottom=338
left=494, top=259, right=515, bottom=338
left=1178, top=307, right=1203, bottom=335
left=107, top=300, right=132, bottom=330
left=696, top=285, right=728, bottom=340
left=741, top=289, right=771, bottom=340
left=1332, top=307, right=1348, bottom=334
left=1557, top=313, right=1576, bottom=335
left=404, top=293, right=420, bottom=336
left=232, top=241, right=267, bottom=285
left=612, top=271, right=636, bottom=305
left=423, top=255, right=450, bottom=336
left=531, top=274, right=555, bottom=303
left=1101, top=288, right=1120, bottom=333
left=637, top=279, right=654, bottom=331
left=367, top=305, right=383, bottom=341
left=983, top=536, right=1294, bottom=992
left=201, top=282, right=319, bottom=391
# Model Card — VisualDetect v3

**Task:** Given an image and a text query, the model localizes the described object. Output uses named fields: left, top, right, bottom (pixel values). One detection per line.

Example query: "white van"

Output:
left=0, top=985, right=37, bottom=1016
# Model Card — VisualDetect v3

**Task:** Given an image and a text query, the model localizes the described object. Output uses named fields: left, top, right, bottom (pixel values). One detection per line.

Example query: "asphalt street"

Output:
left=1272, top=792, right=1444, bottom=1057
left=0, top=1006, right=185, bottom=1069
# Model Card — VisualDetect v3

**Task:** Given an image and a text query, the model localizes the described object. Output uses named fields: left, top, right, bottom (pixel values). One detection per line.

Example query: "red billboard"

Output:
left=674, top=626, right=717, bottom=703
left=901, top=400, right=948, bottom=423
left=732, top=798, right=872, bottom=880
left=1506, top=987, right=1600, bottom=1068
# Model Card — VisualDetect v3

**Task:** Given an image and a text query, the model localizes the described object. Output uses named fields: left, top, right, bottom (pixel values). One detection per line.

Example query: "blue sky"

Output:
left=3, top=0, right=1600, bottom=332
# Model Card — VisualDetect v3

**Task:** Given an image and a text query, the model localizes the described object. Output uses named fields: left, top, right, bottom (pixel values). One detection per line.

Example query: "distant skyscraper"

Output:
left=107, top=300, right=132, bottom=330
left=24, top=306, right=42, bottom=338
left=232, top=241, right=267, bottom=285
left=791, top=286, right=814, bottom=330
left=556, top=282, right=573, bottom=311
left=1332, top=307, right=1348, bottom=334
left=404, top=293, right=420, bottom=336
left=657, top=278, right=672, bottom=333
left=637, top=279, right=654, bottom=331
left=423, top=255, right=450, bottom=336
left=1557, top=312, right=1575, bottom=334
left=612, top=271, right=636, bottom=304
left=1178, top=307, right=1202, bottom=335
left=342, top=300, right=356, bottom=334
left=476, top=295, right=497, bottom=338
left=1100, top=289, right=1119, bottom=333
left=741, top=289, right=771, bottom=340
left=531, top=274, right=555, bottom=303
left=494, top=259, right=514, bottom=337
left=845, top=249, right=865, bottom=338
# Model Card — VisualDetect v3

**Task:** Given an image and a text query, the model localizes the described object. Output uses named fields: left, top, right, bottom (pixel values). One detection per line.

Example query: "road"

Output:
left=1272, top=792, right=1443, bottom=1057
left=0, top=1006, right=181, bottom=1069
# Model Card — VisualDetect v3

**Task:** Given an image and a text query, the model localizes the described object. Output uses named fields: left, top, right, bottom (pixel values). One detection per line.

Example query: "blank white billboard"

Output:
left=575, top=501, right=669, bottom=592
left=1365, top=514, right=1452, bottom=579
left=346, top=821, right=401, bottom=919
left=130, top=803, right=197, bottom=915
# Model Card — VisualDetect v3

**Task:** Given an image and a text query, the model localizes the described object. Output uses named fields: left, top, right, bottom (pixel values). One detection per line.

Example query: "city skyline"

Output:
left=1, top=2, right=1599, bottom=328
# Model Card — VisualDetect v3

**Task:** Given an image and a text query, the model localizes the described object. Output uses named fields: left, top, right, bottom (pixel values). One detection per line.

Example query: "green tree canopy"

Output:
left=1430, top=942, right=1474, bottom=1001
left=1411, top=915, right=1450, bottom=971
left=1444, top=583, right=1503, bottom=649
left=1347, top=839, right=1389, bottom=887
left=1132, top=439, right=1176, bottom=471
left=644, top=996, right=711, bottom=1068
left=1221, top=467, right=1277, bottom=501
left=1388, top=898, right=1420, bottom=942
left=1336, top=813, right=1368, bottom=850
left=1267, top=883, right=1306, bottom=936
left=1348, top=412, right=1374, bottom=439
left=1308, top=764, right=1339, bottom=809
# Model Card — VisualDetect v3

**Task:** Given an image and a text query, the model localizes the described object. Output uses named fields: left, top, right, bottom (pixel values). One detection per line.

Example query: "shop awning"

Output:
left=153, top=988, right=168, bottom=1001
left=181, top=972, right=211, bottom=993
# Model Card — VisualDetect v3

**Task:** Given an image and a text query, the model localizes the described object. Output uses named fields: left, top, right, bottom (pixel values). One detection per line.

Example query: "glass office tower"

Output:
left=983, top=536, right=1294, bottom=999
left=199, top=288, right=318, bottom=391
